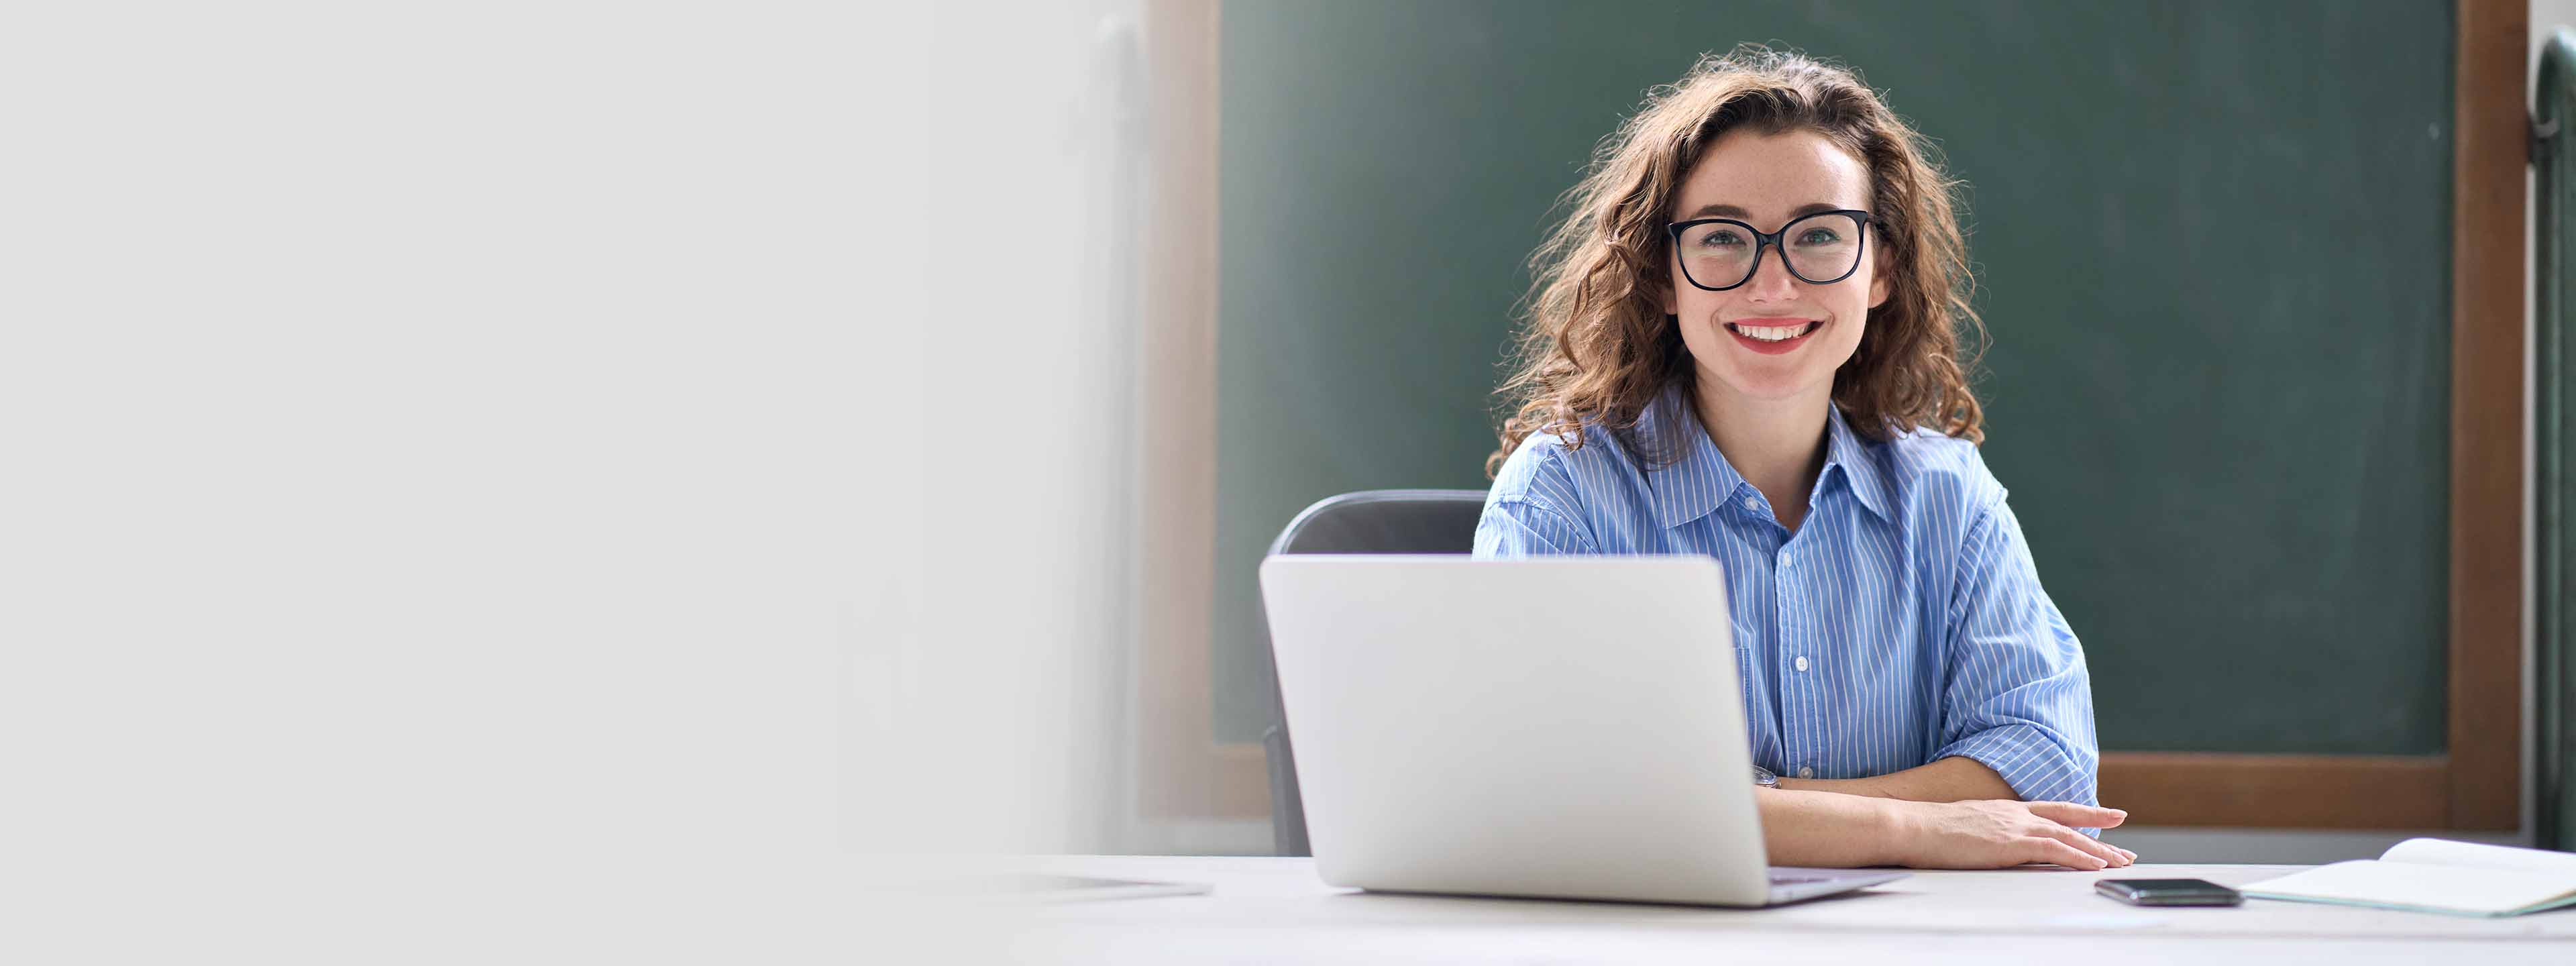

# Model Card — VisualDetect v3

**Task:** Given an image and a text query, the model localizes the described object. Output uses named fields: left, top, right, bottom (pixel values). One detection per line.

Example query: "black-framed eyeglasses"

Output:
left=1664, top=209, right=1874, bottom=291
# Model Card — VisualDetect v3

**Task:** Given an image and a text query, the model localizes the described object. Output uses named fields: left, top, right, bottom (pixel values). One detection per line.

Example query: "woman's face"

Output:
left=1660, top=129, right=1889, bottom=406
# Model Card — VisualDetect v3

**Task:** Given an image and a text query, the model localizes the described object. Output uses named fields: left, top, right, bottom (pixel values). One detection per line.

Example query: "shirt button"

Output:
left=1741, top=495, right=1760, bottom=511
left=1797, top=766, right=1815, bottom=779
left=1780, top=551, right=1794, bottom=567
left=1794, top=655, right=1811, bottom=672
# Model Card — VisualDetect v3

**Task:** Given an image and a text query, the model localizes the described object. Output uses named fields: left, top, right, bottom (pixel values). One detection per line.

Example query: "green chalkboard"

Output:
left=1213, top=0, right=2455, bottom=755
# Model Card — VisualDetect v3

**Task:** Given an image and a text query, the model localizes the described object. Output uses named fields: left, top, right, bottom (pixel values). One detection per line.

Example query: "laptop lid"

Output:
left=1258, top=554, right=1774, bottom=906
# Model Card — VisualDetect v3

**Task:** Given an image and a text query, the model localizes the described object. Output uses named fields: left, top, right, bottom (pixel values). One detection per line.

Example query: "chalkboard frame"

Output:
left=1132, top=0, right=2530, bottom=834
left=2088, top=0, right=2526, bottom=831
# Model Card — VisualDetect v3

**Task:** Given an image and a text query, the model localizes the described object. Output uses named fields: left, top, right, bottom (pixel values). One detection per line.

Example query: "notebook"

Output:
left=2239, top=839, right=2576, bottom=918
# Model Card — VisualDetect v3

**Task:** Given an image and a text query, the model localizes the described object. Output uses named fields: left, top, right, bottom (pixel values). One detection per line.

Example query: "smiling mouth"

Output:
left=1725, top=321, right=1821, bottom=342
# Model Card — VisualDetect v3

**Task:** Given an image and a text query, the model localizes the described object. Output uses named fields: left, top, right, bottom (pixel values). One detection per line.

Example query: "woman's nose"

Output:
left=1741, top=246, right=1804, bottom=298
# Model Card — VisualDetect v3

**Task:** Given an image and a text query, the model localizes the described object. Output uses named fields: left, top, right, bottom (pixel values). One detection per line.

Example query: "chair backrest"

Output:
left=1256, top=489, right=1488, bottom=857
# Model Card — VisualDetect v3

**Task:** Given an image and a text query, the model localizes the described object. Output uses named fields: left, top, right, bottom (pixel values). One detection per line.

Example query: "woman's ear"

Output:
left=1868, top=265, right=1891, bottom=310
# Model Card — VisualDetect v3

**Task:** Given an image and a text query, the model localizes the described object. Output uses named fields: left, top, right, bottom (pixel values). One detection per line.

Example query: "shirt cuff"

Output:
left=1936, top=722, right=2100, bottom=834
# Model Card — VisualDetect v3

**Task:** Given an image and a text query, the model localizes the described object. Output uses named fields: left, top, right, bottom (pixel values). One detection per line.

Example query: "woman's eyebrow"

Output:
left=1684, top=201, right=1846, bottom=220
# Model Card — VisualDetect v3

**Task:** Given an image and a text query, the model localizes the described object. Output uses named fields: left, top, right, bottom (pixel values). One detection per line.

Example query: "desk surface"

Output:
left=957, top=855, right=2576, bottom=964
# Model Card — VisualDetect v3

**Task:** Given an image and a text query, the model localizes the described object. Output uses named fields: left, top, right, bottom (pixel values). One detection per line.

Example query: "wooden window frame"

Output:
left=1133, top=0, right=1271, bottom=824
left=1140, top=0, right=2527, bottom=832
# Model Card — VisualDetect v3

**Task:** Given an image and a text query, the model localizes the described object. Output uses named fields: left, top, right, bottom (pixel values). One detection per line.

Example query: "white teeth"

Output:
left=1733, top=322, right=1817, bottom=341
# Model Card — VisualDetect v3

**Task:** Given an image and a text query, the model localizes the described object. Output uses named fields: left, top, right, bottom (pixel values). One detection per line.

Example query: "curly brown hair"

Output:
left=1487, top=45, right=1985, bottom=477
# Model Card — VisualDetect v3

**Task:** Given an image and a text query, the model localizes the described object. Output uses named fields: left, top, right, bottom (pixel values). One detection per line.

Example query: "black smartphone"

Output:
left=2094, top=878, right=2243, bottom=907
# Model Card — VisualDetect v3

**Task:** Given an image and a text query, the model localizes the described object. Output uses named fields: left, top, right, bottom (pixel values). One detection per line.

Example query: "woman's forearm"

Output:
left=1761, top=789, right=2137, bottom=870
left=1755, top=788, right=1907, bottom=867
left=1773, top=755, right=2018, bottom=803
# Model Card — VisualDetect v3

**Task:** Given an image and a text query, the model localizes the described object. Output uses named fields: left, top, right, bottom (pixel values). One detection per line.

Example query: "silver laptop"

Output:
left=1258, top=554, right=1907, bottom=907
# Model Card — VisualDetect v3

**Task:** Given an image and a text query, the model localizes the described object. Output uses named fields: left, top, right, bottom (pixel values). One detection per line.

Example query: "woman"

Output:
left=1478, top=46, right=2133, bottom=871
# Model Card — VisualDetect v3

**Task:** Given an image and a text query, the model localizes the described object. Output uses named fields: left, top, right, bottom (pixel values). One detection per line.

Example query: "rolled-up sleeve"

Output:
left=1933, top=495, right=2101, bottom=818
left=1472, top=497, right=1597, bottom=557
left=1474, top=440, right=1601, bottom=558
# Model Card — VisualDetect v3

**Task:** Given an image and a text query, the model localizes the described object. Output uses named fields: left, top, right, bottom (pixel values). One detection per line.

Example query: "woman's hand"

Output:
left=1884, top=799, right=2136, bottom=870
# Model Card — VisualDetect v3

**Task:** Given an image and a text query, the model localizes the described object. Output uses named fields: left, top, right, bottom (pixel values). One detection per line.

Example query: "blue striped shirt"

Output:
left=1474, top=384, right=2100, bottom=812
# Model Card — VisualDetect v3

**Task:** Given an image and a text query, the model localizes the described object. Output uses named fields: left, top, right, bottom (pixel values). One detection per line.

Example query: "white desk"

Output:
left=944, top=855, right=2576, bottom=964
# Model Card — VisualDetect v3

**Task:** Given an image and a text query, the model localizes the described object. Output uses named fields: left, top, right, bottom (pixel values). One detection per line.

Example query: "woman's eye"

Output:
left=1698, top=231, right=1746, bottom=248
left=1798, top=229, right=1840, bottom=245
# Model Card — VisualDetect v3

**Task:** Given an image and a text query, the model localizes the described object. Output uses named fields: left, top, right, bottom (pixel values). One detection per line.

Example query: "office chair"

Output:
left=1256, top=488, right=1489, bottom=857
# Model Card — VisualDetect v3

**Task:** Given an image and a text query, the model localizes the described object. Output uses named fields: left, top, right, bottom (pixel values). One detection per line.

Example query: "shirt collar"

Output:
left=1821, top=403, right=1895, bottom=523
left=1642, top=384, right=1748, bottom=529
left=1642, top=384, right=1894, bottom=528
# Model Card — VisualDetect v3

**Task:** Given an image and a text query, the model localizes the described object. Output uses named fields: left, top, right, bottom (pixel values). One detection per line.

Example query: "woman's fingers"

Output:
left=2026, top=836, right=2107, bottom=871
left=2026, top=800, right=2127, bottom=830
left=2041, top=824, right=2131, bottom=868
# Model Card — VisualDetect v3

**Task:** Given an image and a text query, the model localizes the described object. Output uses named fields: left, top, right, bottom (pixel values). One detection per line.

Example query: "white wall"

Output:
left=849, top=0, right=1151, bottom=858
left=7, top=2, right=894, bottom=958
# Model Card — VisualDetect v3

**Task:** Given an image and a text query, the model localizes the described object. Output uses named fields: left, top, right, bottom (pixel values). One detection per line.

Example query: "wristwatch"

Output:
left=1752, top=764, right=1780, bottom=788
